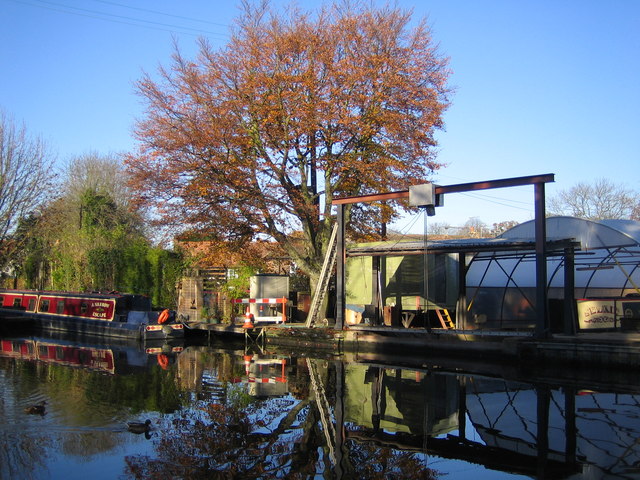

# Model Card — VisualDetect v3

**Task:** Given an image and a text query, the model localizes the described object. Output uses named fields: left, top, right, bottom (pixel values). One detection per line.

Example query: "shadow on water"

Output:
left=1, top=331, right=640, bottom=479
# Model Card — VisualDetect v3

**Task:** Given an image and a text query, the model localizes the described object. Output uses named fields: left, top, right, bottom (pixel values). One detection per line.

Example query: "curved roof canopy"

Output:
left=500, top=216, right=640, bottom=250
left=469, top=217, right=640, bottom=297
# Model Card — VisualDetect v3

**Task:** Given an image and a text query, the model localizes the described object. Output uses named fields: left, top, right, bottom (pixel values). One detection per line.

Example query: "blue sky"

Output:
left=1, top=0, right=638, bottom=228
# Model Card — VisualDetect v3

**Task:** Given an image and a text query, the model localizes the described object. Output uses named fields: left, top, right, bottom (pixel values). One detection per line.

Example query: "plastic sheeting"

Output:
left=466, top=217, right=640, bottom=327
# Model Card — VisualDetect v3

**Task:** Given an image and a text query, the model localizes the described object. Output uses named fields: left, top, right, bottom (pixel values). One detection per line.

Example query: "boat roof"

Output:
left=0, top=289, right=136, bottom=300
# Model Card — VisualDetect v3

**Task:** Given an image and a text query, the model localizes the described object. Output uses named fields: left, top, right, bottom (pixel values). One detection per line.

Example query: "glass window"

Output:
left=13, top=298, right=21, bottom=307
left=56, top=300, right=65, bottom=314
left=39, top=299, right=50, bottom=312
left=28, top=298, right=36, bottom=311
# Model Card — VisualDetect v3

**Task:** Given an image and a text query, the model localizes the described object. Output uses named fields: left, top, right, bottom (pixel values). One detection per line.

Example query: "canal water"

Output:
left=1, top=332, right=639, bottom=479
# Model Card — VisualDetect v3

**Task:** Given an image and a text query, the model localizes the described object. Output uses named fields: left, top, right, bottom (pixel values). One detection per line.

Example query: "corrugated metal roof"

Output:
left=347, top=237, right=579, bottom=257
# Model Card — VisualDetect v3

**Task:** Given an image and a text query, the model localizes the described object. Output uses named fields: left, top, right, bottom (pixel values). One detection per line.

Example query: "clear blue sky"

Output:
left=1, top=0, right=639, bottom=228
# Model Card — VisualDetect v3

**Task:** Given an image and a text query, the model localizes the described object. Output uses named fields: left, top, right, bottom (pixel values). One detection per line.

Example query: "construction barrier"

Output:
left=232, top=297, right=288, bottom=323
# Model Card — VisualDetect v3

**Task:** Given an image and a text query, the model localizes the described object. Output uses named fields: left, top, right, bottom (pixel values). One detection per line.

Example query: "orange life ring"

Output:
left=157, top=309, right=170, bottom=324
left=157, top=354, right=169, bottom=370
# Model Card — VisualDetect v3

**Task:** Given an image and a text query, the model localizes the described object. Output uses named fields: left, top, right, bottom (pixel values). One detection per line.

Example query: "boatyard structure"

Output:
left=184, top=174, right=640, bottom=368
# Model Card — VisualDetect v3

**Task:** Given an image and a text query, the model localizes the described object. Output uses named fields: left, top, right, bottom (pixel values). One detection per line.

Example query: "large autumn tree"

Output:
left=126, top=0, right=451, bottom=288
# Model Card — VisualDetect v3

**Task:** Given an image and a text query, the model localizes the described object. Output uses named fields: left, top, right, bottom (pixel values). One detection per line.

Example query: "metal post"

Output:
left=563, top=247, right=576, bottom=335
left=372, top=256, right=380, bottom=325
left=458, top=377, right=467, bottom=439
left=335, top=205, right=345, bottom=330
left=565, top=387, right=577, bottom=466
left=456, top=252, right=467, bottom=329
left=334, top=360, right=346, bottom=478
left=534, top=182, right=549, bottom=338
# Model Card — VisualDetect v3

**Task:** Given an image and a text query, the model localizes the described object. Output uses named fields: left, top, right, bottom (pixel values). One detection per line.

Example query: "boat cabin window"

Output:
left=13, top=298, right=22, bottom=308
left=56, top=300, right=65, bottom=314
left=28, top=298, right=36, bottom=311
left=81, top=302, right=88, bottom=314
left=39, top=299, right=50, bottom=313
left=0, top=295, right=4, bottom=306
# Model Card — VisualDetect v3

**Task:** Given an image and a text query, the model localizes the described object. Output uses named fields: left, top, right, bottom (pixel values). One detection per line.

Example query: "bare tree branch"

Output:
left=548, top=179, right=639, bottom=220
left=0, top=110, right=55, bottom=271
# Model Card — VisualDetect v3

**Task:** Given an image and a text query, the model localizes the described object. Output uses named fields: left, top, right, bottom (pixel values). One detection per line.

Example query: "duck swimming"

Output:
left=24, top=401, right=46, bottom=415
left=127, top=419, right=152, bottom=434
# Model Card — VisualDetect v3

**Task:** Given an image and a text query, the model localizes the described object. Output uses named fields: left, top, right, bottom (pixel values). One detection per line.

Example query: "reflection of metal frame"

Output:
left=465, top=377, right=640, bottom=477
left=341, top=367, right=583, bottom=478
left=244, top=328, right=265, bottom=354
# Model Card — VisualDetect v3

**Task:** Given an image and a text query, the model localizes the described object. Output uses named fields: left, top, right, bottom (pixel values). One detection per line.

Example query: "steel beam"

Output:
left=332, top=174, right=555, bottom=205
left=335, top=204, right=345, bottom=329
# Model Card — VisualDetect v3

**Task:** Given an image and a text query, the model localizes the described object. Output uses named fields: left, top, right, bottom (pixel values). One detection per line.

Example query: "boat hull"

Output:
left=0, top=309, right=184, bottom=341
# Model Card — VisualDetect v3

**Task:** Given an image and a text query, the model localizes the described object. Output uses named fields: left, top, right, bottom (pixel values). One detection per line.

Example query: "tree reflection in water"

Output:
left=124, top=355, right=439, bottom=479
left=0, top=431, right=49, bottom=480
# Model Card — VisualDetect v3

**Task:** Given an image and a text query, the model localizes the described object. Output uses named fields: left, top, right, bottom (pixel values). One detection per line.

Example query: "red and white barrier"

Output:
left=232, top=297, right=288, bottom=323
left=232, top=298, right=288, bottom=304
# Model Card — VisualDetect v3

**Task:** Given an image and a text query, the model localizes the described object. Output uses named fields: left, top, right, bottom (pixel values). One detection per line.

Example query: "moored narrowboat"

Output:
left=0, top=289, right=184, bottom=340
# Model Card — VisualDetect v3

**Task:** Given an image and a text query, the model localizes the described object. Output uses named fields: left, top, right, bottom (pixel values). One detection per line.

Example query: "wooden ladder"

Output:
left=305, top=223, right=338, bottom=328
left=436, top=308, right=455, bottom=329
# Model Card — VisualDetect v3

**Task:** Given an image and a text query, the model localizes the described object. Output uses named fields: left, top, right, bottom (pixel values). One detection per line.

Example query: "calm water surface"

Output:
left=1, top=332, right=639, bottom=479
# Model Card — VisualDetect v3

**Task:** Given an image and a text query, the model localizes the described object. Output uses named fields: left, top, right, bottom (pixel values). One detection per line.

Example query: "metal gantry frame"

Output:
left=332, top=174, right=556, bottom=338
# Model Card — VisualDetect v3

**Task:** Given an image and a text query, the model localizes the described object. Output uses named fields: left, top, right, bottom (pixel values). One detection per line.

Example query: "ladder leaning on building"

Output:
left=305, top=223, right=339, bottom=328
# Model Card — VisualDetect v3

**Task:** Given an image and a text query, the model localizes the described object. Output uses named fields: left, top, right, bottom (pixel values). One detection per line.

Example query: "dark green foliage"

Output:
left=79, top=190, right=120, bottom=231
left=8, top=188, right=185, bottom=309
left=85, top=241, right=184, bottom=308
left=87, top=247, right=120, bottom=290
left=145, top=248, right=185, bottom=308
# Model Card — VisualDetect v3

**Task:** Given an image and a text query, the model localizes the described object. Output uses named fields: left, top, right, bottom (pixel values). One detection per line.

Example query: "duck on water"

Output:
left=24, top=401, right=46, bottom=416
left=127, top=419, right=152, bottom=439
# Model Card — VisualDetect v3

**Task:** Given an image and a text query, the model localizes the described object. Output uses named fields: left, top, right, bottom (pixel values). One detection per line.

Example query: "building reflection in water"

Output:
left=344, top=365, right=458, bottom=437
left=210, top=350, right=640, bottom=479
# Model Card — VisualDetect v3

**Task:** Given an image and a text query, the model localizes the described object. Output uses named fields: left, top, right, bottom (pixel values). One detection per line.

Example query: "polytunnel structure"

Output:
left=466, top=216, right=640, bottom=332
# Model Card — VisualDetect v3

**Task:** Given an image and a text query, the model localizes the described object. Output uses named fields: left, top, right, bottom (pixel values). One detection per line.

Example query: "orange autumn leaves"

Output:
left=126, top=1, right=451, bottom=282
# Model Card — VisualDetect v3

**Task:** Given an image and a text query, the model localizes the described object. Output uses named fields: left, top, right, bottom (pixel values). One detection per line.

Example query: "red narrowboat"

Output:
left=0, top=289, right=184, bottom=340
